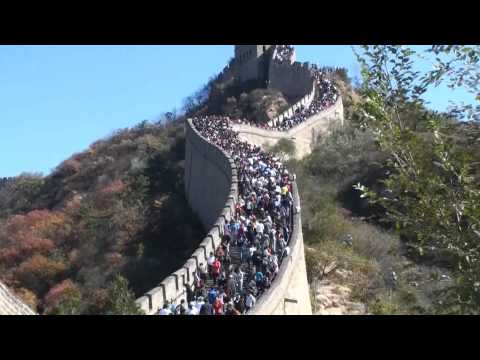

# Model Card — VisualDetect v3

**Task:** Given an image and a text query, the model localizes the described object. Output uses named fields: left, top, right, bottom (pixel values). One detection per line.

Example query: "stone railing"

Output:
left=269, top=59, right=314, bottom=99
left=267, top=81, right=316, bottom=129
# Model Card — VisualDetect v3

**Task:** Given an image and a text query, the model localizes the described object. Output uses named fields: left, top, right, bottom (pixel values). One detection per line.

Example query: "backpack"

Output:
left=208, top=290, right=217, bottom=303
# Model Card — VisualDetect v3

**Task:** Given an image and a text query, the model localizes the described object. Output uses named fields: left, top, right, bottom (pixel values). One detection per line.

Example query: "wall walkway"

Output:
left=135, top=47, right=344, bottom=315
left=233, top=97, right=344, bottom=159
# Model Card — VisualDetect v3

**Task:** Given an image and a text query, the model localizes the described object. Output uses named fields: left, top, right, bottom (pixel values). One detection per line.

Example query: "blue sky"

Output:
left=0, top=45, right=475, bottom=177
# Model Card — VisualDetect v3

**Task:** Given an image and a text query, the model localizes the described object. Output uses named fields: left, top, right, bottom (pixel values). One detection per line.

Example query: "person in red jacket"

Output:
left=213, top=296, right=224, bottom=315
left=212, top=258, right=221, bottom=285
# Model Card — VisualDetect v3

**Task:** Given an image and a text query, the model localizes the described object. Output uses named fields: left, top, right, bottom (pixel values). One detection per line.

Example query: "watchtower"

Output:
left=234, top=45, right=274, bottom=87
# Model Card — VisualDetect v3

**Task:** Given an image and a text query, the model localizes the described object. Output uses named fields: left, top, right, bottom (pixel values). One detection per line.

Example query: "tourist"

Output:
left=157, top=304, right=171, bottom=315
left=211, top=257, right=221, bottom=285
left=245, top=292, right=256, bottom=313
left=213, top=296, right=224, bottom=315
left=175, top=299, right=187, bottom=315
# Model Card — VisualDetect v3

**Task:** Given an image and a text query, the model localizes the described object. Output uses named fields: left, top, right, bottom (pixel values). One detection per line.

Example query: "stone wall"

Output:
left=269, top=60, right=314, bottom=100
left=184, top=119, right=235, bottom=230
left=0, top=281, right=37, bottom=315
left=233, top=46, right=273, bottom=84
left=233, top=96, right=344, bottom=159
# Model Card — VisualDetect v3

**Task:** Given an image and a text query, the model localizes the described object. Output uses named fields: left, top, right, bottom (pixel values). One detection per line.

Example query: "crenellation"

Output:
left=135, top=296, right=150, bottom=313
left=183, top=258, right=197, bottom=285
left=162, top=276, right=179, bottom=304
left=191, top=248, right=206, bottom=267
left=146, top=287, right=165, bottom=313
left=208, top=226, right=222, bottom=249
left=172, top=269, right=188, bottom=291
left=200, top=237, right=215, bottom=258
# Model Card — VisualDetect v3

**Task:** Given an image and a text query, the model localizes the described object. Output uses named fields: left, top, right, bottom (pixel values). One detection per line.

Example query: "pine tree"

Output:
left=104, top=274, right=144, bottom=315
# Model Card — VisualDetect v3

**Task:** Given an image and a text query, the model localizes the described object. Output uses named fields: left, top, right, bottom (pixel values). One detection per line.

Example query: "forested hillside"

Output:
left=0, top=118, right=205, bottom=314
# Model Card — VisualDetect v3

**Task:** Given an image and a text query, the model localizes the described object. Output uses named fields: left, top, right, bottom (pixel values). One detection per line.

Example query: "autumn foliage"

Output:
left=0, top=119, right=204, bottom=314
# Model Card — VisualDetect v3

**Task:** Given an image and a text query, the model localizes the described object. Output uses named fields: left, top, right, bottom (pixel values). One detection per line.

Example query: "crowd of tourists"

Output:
left=274, top=45, right=295, bottom=63
left=273, top=76, right=339, bottom=131
left=155, top=46, right=340, bottom=315
left=234, top=71, right=339, bottom=132
left=157, top=115, right=296, bottom=315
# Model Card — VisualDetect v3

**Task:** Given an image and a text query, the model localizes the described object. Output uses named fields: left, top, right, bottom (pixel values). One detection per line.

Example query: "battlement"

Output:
left=231, top=45, right=316, bottom=96
left=269, top=57, right=314, bottom=99
left=232, top=45, right=274, bottom=86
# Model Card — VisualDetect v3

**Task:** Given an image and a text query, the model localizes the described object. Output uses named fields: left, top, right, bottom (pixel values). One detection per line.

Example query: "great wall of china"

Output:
left=135, top=45, right=344, bottom=315
left=0, top=45, right=343, bottom=315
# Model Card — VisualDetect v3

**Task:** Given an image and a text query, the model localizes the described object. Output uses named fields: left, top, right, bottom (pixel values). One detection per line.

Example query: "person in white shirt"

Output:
left=198, top=262, right=208, bottom=283
left=207, top=252, right=215, bottom=276
left=187, top=301, right=199, bottom=315
left=249, top=245, right=256, bottom=258
left=207, top=253, right=215, bottom=266
left=274, top=195, right=281, bottom=208
left=245, top=292, right=256, bottom=312
left=234, top=268, right=244, bottom=292
left=256, top=221, right=264, bottom=235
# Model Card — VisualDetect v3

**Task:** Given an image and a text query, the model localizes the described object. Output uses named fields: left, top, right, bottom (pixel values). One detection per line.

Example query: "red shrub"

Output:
left=44, top=279, right=78, bottom=311
left=100, top=179, right=125, bottom=195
